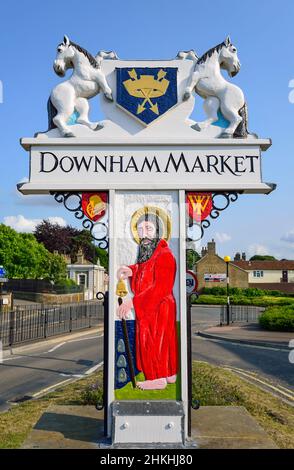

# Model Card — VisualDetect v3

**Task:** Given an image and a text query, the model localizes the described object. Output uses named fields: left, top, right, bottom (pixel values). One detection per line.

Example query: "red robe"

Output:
left=129, top=239, right=178, bottom=380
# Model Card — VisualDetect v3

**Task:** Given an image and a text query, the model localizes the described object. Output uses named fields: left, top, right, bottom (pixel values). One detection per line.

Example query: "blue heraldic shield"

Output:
left=116, top=67, right=178, bottom=125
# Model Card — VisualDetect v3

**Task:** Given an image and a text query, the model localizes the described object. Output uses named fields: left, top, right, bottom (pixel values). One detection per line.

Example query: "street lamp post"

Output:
left=224, top=256, right=231, bottom=325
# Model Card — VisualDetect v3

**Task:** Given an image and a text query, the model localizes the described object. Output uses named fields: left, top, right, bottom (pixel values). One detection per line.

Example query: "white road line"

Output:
left=224, top=366, right=294, bottom=402
left=46, top=333, right=103, bottom=353
left=1, top=355, right=23, bottom=362
left=31, top=379, right=73, bottom=398
left=47, top=342, right=66, bottom=353
left=85, top=361, right=104, bottom=375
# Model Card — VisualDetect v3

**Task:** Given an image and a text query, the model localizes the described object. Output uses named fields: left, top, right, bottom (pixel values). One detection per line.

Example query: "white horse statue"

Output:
left=183, top=36, right=254, bottom=138
left=48, top=36, right=116, bottom=137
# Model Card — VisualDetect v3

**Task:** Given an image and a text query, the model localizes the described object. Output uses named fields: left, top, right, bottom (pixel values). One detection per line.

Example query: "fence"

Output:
left=0, top=301, right=104, bottom=347
left=220, top=305, right=265, bottom=324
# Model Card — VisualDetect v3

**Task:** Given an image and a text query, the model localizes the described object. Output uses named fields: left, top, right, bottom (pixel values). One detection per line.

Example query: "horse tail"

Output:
left=47, top=97, right=57, bottom=130
left=234, top=102, right=258, bottom=138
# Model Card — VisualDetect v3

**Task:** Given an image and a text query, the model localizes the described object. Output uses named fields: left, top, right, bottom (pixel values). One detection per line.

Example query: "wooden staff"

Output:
left=117, top=296, right=136, bottom=389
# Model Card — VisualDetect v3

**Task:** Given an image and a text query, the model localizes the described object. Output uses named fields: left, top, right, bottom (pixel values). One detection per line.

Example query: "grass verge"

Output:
left=0, top=362, right=293, bottom=449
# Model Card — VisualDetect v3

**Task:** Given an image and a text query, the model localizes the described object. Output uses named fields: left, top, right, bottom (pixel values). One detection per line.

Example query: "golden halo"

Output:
left=130, top=205, right=171, bottom=244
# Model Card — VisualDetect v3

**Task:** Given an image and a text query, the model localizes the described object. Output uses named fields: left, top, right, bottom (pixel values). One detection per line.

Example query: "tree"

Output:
left=34, top=220, right=109, bottom=269
left=249, top=255, right=277, bottom=261
left=0, top=224, right=67, bottom=281
left=186, top=249, right=201, bottom=270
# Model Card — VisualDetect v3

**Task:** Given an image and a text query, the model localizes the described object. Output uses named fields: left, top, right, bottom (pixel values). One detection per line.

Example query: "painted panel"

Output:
left=113, top=191, right=181, bottom=400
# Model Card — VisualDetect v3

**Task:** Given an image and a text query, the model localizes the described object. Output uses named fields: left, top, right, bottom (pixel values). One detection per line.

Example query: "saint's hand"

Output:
left=117, top=266, right=132, bottom=280
left=117, top=299, right=133, bottom=319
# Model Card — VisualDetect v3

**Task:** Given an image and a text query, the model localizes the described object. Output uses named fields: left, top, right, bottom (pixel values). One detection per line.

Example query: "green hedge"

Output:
left=259, top=306, right=294, bottom=331
left=201, top=286, right=293, bottom=297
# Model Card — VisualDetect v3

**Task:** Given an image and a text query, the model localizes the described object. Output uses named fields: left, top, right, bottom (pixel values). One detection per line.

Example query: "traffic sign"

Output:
left=0, top=266, right=7, bottom=278
left=186, top=270, right=198, bottom=294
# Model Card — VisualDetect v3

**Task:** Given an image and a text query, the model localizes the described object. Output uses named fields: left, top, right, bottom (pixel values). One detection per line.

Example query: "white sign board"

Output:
left=204, top=273, right=226, bottom=282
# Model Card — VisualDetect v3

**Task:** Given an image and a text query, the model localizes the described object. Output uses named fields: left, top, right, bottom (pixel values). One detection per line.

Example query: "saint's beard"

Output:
left=137, top=238, right=159, bottom=263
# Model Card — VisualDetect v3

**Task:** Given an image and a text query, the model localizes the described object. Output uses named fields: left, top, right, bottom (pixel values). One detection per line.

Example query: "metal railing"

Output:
left=220, top=305, right=265, bottom=325
left=0, top=301, right=103, bottom=347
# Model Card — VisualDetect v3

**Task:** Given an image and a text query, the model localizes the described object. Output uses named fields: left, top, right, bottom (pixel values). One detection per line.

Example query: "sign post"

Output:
left=18, top=36, right=275, bottom=447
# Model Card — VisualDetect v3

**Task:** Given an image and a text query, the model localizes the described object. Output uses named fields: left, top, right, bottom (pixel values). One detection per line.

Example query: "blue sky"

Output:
left=0, top=0, right=294, bottom=260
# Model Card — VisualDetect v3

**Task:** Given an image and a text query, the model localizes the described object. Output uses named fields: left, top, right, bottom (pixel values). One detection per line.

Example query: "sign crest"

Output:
left=116, top=67, right=178, bottom=125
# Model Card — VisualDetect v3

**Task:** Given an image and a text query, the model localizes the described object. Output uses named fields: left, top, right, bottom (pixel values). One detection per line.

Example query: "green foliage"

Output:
left=249, top=255, right=277, bottom=261
left=0, top=224, right=67, bottom=282
left=192, top=294, right=294, bottom=307
left=201, top=286, right=291, bottom=298
left=81, top=382, right=104, bottom=406
left=259, top=306, right=294, bottom=331
left=186, top=249, right=200, bottom=270
left=34, top=221, right=108, bottom=269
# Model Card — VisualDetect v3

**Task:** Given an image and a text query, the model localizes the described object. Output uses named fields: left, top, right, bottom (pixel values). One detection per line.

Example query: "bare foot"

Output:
left=137, top=378, right=167, bottom=390
left=167, top=374, right=177, bottom=384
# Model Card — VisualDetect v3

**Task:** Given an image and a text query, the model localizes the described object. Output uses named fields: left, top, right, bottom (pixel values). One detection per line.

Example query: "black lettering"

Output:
left=73, top=156, right=93, bottom=172
left=110, top=155, right=123, bottom=172
left=191, top=156, right=205, bottom=173
left=125, top=156, right=139, bottom=172
left=246, top=155, right=259, bottom=172
left=141, top=156, right=161, bottom=172
left=59, top=156, right=74, bottom=173
left=164, top=152, right=190, bottom=172
left=220, top=155, right=239, bottom=176
left=206, top=155, right=221, bottom=175
left=234, top=156, right=246, bottom=173
left=39, top=151, right=58, bottom=173
left=94, top=156, right=107, bottom=172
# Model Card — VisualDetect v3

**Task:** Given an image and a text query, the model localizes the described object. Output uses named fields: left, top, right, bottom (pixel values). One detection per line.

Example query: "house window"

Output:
left=253, top=270, right=264, bottom=278
left=78, top=273, right=88, bottom=288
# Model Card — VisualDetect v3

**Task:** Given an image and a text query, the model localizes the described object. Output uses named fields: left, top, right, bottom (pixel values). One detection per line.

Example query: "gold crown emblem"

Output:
left=123, top=69, right=170, bottom=115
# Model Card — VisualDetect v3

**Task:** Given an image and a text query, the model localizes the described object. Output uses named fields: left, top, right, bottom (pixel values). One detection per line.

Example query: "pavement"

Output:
left=198, top=323, right=293, bottom=349
left=22, top=404, right=277, bottom=449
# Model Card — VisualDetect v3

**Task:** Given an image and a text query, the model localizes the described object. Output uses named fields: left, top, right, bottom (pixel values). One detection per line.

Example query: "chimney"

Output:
left=242, top=252, right=246, bottom=261
left=76, top=248, right=84, bottom=264
left=207, top=239, right=216, bottom=255
left=234, top=252, right=241, bottom=261
left=201, top=247, right=207, bottom=258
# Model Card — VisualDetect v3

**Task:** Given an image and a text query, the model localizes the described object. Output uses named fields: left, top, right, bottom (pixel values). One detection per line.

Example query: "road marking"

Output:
left=1, top=355, right=23, bottom=362
left=31, top=379, right=73, bottom=398
left=224, top=366, right=294, bottom=402
left=45, top=333, right=103, bottom=353
left=85, top=361, right=104, bottom=375
left=47, top=342, right=66, bottom=353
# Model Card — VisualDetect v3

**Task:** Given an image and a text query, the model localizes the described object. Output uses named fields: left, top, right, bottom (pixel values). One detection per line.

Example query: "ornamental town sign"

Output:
left=18, top=36, right=275, bottom=447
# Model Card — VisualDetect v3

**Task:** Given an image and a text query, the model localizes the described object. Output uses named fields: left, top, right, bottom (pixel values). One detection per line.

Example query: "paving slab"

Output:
left=22, top=405, right=104, bottom=449
left=22, top=404, right=278, bottom=449
left=191, top=406, right=278, bottom=449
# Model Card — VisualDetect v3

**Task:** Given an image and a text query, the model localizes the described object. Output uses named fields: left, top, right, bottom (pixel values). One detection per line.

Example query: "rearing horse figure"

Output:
left=184, top=36, right=252, bottom=138
left=48, top=36, right=115, bottom=137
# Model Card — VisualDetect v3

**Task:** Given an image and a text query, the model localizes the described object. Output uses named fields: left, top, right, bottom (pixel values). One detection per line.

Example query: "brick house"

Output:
left=195, top=239, right=248, bottom=292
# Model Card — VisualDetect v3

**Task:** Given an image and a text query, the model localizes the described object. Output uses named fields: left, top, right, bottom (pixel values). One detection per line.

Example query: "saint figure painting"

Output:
left=116, top=205, right=178, bottom=392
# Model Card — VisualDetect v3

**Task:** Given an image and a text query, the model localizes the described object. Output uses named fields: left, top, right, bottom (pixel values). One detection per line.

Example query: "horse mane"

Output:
left=197, top=41, right=226, bottom=65
left=69, top=41, right=99, bottom=69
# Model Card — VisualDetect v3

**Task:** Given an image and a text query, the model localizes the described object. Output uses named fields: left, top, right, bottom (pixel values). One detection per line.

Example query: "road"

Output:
left=191, top=306, right=294, bottom=393
left=0, top=330, right=104, bottom=412
left=0, top=306, right=292, bottom=413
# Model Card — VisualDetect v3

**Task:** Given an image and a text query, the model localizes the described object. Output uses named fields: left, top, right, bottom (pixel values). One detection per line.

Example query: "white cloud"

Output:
left=3, top=215, right=67, bottom=233
left=248, top=243, right=269, bottom=257
left=215, top=232, right=231, bottom=243
left=281, top=230, right=294, bottom=244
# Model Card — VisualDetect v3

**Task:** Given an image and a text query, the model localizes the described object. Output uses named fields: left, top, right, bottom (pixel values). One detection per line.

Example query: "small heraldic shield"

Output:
left=116, top=67, right=178, bottom=125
